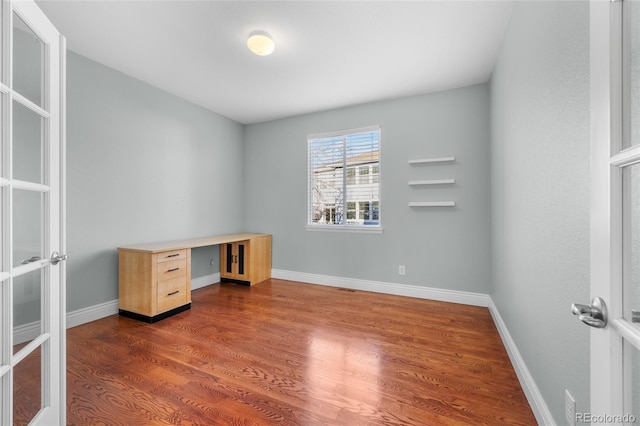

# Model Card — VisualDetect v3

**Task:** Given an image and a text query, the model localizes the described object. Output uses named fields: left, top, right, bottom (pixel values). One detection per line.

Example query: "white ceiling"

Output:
left=35, top=0, right=513, bottom=124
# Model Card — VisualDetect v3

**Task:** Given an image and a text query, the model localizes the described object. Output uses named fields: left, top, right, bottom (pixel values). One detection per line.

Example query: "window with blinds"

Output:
left=307, top=126, right=381, bottom=231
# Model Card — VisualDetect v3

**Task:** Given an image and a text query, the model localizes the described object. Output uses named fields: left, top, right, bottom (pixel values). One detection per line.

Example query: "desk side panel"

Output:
left=186, top=248, right=192, bottom=303
left=250, top=235, right=272, bottom=285
left=119, top=249, right=154, bottom=316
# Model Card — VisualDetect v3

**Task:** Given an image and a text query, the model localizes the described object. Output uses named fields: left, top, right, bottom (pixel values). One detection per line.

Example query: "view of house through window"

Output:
left=308, top=126, right=381, bottom=228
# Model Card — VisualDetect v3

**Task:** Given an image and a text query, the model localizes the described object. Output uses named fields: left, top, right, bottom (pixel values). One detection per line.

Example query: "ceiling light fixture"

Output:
left=247, top=30, right=275, bottom=56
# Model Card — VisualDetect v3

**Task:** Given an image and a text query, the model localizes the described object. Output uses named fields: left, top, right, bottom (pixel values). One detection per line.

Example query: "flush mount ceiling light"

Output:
left=247, top=30, right=275, bottom=56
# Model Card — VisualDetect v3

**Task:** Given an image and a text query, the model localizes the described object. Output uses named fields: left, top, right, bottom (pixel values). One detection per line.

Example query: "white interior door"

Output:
left=0, top=0, right=66, bottom=424
left=589, top=1, right=640, bottom=424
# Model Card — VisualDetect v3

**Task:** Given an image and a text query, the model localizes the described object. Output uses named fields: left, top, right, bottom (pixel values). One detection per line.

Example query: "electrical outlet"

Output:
left=399, top=265, right=405, bottom=276
left=565, top=389, right=576, bottom=426
left=210, top=258, right=215, bottom=266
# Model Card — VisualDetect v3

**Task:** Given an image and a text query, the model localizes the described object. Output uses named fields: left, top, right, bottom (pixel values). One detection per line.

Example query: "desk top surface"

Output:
left=118, top=233, right=270, bottom=253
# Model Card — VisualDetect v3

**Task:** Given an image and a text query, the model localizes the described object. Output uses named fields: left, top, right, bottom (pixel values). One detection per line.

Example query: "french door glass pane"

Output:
left=627, top=163, right=640, bottom=328
left=1, top=97, right=3, bottom=179
left=12, top=268, right=41, bottom=354
left=13, top=189, right=42, bottom=268
left=0, top=2, right=3, bottom=85
left=12, top=12, right=44, bottom=108
left=628, top=0, right=640, bottom=147
left=13, top=344, right=42, bottom=425
left=624, top=341, right=640, bottom=424
left=12, top=100, right=43, bottom=184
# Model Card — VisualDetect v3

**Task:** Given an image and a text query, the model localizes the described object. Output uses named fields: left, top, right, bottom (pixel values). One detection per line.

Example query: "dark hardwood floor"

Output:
left=66, top=279, right=536, bottom=425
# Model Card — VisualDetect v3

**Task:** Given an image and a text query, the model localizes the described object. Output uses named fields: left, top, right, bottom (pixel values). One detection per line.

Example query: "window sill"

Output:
left=305, top=225, right=383, bottom=234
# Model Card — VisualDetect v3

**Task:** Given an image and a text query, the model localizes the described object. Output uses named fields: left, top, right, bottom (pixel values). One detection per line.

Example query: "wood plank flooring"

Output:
left=66, top=279, right=536, bottom=425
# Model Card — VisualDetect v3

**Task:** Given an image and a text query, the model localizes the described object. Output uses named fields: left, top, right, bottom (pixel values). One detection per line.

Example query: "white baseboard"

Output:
left=15, top=300, right=121, bottom=344
left=14, top=321, right=40, bottom=346
left=488, top=298, right=554, bottom=426
left=191, top=273, right=219, bottom=290
left=16, top=300, right=122, bottom=343
left=66, top=299, right=119, bottom=329
left=272, top=268, right=490, bottom=307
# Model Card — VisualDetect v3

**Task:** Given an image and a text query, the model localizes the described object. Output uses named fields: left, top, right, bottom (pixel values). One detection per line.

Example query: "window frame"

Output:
left=306, top=125, right=382, bottom=234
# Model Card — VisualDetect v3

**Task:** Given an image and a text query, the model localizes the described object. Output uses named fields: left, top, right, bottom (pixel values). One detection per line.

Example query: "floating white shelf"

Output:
left=408, top=156, right=455, bottom=165
left=408, top=179, right=455, bottom=186
left=408, top=201, right=456, bottom=207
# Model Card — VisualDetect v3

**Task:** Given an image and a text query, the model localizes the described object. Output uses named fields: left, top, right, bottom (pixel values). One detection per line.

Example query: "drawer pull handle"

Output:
left=167, top=267, right=180, bottom=272
left=167, top=290, right=180, bottom=296
left=167, top=253, right=180, bottom=258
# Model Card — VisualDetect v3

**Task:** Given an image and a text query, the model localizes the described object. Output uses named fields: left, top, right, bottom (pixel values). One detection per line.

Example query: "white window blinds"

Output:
left=308, top=126, right=381, bottom=228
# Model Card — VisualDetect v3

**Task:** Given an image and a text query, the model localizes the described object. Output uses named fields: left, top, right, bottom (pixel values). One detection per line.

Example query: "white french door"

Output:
left=589, top=0, right=640, bottom=424
left=0, top=0, right=66, bottom=425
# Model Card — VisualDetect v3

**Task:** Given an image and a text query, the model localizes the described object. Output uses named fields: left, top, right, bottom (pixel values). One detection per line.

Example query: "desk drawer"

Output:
left=157, top=249, right=187, bottom=263
left=157, top=276, right=187, bottom=312
left=157, top=259, right=186, bottom=281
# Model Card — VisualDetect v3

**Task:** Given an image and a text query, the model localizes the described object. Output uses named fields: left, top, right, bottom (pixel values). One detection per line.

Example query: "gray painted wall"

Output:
left=490, top=1, right=591, bottom=423
left=66, top=52, right=243, bottom=312
left=243, top=85, right=491, bottom=293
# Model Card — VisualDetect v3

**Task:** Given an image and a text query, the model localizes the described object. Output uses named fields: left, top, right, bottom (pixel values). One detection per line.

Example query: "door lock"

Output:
left=571, top=297, right=608, bottom=328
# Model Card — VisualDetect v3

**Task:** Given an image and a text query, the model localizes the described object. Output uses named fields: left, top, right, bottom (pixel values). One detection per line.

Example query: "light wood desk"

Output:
left=118, top=233, right=272, bottom=323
